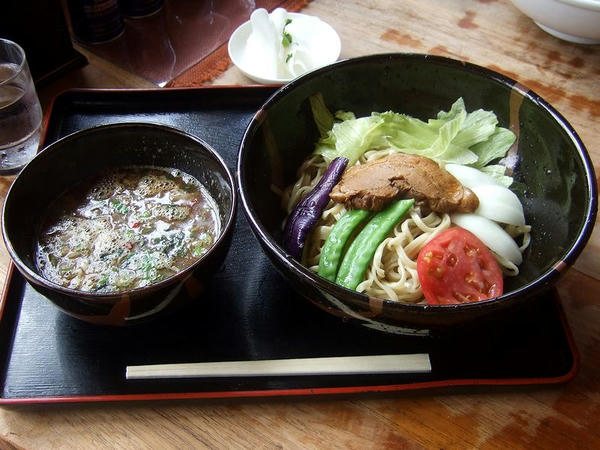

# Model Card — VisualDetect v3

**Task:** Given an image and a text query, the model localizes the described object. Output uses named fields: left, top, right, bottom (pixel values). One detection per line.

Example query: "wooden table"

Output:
left=1, top=0, right=598, bottom=448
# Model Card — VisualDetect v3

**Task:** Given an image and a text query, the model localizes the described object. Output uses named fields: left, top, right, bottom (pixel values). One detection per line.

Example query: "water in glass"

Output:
left=0, top=62, right=42, bottom=174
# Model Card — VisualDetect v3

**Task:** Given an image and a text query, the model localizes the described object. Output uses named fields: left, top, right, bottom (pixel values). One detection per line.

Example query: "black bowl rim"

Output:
left=2, top=122, right=238, bottom=300
left=237, top=52, right=598, bottom=315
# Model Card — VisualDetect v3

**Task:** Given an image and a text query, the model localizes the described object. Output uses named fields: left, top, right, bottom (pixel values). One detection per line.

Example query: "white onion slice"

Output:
left=445, top=164, right=503, bottom=189
left=471, top=184, right=526, bottom=226
left=451, top=213, right=523, bottom=265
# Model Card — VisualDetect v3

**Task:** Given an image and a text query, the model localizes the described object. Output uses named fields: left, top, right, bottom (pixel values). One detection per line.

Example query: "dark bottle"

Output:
left=120, top=0, right=164, bottom=19
left=64, top=0, right=125, bottom=44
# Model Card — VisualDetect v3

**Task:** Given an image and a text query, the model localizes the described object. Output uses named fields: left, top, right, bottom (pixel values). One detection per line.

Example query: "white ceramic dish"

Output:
left=510, top=0, right=600, bottom=44
left=228, top=12, right=341, bottom=85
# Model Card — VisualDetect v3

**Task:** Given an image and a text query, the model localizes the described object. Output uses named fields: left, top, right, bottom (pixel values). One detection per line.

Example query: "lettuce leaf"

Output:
left=470, top=127, right=516, bottom=167
left=314, top=114, right=384, bottom=164
left=309, top=92, right=334, bottom=138
left=310, top=96, right=516, bottom=169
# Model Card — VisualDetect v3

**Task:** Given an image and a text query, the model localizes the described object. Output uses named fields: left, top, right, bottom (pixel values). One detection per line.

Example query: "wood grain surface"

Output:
left=1, top=0, right=599, bottom=448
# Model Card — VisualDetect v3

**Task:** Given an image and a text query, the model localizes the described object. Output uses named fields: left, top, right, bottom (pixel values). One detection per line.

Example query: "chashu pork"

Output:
left=330, top=153, right=479, bottom=213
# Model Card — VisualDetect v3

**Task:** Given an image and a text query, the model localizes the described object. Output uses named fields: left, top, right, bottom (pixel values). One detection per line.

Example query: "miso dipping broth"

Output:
left=35, top=166, right=221, bottom=293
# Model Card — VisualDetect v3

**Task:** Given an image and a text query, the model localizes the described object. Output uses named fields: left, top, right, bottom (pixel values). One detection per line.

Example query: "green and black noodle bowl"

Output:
left=237, top=53, right=597, bottom=333
left=2, top=123, right=237, bottom=326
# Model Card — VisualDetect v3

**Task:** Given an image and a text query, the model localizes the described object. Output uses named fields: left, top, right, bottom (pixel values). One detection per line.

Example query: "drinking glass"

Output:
left=0, top=38, right=43, bottom=174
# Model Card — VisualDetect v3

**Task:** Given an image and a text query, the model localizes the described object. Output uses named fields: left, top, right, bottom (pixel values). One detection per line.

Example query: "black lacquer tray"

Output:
left=0, top=87, right=578, bottom=404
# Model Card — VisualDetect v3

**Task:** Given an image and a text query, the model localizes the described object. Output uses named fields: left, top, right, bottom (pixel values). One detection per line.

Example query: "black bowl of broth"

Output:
left=2, top=123, right=237, bottom=325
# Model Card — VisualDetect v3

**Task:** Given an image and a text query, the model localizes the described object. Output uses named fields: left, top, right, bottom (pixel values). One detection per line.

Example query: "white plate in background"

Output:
left=228, top=12, right=341, bottom=85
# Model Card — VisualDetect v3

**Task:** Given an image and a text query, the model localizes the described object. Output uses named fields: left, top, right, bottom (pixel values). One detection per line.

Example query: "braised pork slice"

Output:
left=330, top=153, right=479, bottom=213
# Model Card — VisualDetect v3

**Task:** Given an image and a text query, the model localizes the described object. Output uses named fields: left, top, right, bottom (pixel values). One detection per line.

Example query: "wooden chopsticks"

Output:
left=126, top=354, right=432, bottom=379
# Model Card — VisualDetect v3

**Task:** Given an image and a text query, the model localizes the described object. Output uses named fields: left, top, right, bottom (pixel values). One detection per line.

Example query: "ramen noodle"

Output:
left=282, top=149, right=530, bottom=303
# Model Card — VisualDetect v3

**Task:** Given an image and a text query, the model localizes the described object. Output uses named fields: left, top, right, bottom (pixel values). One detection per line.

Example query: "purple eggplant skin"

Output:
left=283, top=157, right=349, bottom=259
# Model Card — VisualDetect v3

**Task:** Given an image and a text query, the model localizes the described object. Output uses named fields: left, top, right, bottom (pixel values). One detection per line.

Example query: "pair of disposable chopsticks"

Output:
left=125, top=353, right=431, bottom=379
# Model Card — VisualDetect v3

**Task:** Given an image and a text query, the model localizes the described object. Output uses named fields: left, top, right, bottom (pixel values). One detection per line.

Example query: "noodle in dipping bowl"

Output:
left=237, top=54, right=597, bottom=334
left=2, top=123, right=237, bottom=326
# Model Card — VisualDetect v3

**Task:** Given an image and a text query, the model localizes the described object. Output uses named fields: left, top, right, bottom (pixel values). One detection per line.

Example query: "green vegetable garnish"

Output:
left=317, top=209, right=370, bottom=281
left=192, top=245, right=206, bottom=257
left=335, top=199, right=415, bottom=291
left=282, top=33, right=292, bottom=47
left=141, top=256, right=157, bottom=280
left=282, top=18, right=293, bottom=47
left=95, top=274, right=109, bottom=290
left=110, top=199, right=130, bottom=214
left=309, top=92, right=334, bottom=138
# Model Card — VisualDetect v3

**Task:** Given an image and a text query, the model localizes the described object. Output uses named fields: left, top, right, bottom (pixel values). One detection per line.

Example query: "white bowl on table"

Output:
left=228, top=11, right=341, bottom=85
left=510, top=0, right=600, bottom=44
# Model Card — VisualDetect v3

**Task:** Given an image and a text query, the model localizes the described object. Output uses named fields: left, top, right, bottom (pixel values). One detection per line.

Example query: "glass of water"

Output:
left=0, top=38, right=43, bottom=175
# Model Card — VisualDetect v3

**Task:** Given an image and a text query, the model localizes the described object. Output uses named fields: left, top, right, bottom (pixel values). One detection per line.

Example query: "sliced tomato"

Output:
left=417, top=227, right=503, bottom=305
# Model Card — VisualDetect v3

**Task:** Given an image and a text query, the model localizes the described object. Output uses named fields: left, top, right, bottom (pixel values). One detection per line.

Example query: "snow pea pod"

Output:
left=317, top=209, right=370, bottom=281
left=335, top=199, right=415, bottom=290
left=283, top=157, right=348, bottom=259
